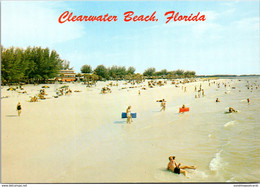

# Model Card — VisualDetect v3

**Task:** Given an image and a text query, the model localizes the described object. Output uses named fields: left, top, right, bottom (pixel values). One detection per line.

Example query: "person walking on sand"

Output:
left=17, top=102, right=22, bottom=116
left=126, top=106, right=133, bottom=124
left=160, top=99, right=166, bottom=111
left=247, top=98, right=250, bottom=104
left=167, top=156, right=196, bottom=177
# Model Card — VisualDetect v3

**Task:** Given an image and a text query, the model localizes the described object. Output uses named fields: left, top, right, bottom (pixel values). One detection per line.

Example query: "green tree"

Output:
left=155, top=69, right=168, bottom=76
left=108, top=65, right=127, bottom=79
left=1, top=46, right=63, bottom=84
left=184, top=70, right=196, bottom=78
left=81, top=64, right=92, bottom=73
left=94, top=65, right=108, bottom=80
left=127, top=66, right=136, bottom=75
left=174, top=69, right=184, bottom=78
left=143, top=67, right=156, bottom=77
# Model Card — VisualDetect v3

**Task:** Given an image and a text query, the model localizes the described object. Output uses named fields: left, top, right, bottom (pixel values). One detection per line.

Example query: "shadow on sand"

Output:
left=6, top=115, right=18, bottom=117
left=114, top=120, right=126, bottom=124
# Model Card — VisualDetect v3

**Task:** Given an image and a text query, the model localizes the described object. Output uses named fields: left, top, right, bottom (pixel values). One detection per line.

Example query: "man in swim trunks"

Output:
left=167, top=156, right=196, bottom=177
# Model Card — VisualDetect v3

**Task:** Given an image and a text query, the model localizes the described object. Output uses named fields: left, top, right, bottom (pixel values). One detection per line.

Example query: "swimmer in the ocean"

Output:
left=229, top=107, right=237, bottom=113
left=167, top=156, right=196, bottom=177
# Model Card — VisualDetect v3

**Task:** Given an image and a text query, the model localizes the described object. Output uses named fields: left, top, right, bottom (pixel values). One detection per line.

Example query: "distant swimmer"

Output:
left=167, top=156, right=196, bottom=177
left=17, top=102, right=22, bottom=116
left=229, top=107, right=237, bottom=113
left=216, top=98, right=220, bottom=102
left=126, top=106, right=133, bottom=124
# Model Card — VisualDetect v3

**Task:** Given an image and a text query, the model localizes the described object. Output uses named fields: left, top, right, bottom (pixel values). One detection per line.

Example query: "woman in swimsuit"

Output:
left=17, top=102, right=22, bottom=116
left=126, top=106, right=133, bottom=124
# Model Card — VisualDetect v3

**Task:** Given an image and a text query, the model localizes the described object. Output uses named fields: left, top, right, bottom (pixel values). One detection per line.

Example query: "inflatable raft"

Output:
left=122, top=112, right=137, bottom=118
left=179, top=107, right=190, bottom=113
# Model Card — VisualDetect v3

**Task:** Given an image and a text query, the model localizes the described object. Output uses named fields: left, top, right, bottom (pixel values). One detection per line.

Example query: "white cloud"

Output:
left=1, top=1, right=86, bottom=48
left=232, top=17, right=259, bottom=31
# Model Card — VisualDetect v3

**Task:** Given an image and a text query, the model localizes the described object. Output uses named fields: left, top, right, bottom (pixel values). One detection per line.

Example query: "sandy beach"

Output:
left=1, top=78, right=260, bottom=183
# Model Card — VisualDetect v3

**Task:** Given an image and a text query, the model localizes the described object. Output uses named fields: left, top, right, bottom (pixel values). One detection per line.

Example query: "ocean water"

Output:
left=146, top=77, right=260, bottom=182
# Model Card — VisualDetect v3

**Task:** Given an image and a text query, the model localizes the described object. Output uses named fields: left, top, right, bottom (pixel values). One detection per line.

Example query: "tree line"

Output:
left=80, top=65, right=196, bottom=80
left=1, top=46, right=70, bottom=84
left=1, top=46, right=196, bottom=84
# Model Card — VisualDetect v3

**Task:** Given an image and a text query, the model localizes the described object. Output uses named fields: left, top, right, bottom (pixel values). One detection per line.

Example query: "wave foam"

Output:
left=192, top=170, right=209, bottom=179
left=224, top=120, right=236, bottom=127
left=209, top=150, right=223, bottom=171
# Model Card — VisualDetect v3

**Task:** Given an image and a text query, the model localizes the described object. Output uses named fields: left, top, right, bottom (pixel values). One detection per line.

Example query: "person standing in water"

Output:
left=126, top=106, right=133, bottom=124
left=17, top=102, right=22, bottom=116
left=167, top=156, right=196, bottom=177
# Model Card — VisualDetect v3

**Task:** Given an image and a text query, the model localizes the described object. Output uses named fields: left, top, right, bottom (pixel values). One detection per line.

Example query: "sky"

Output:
left=1, top=0, right=260, bottom=75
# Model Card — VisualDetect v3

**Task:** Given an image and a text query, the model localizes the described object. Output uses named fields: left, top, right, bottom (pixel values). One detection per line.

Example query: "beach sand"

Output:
left=1, top=78, right=260, bottom=183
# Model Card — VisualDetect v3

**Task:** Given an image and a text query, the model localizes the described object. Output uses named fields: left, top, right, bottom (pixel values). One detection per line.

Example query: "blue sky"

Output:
left=1, top=1, right=259, bottom=75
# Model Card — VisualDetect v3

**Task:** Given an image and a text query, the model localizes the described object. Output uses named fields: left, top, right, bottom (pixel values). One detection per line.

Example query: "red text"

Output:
left=164, top=11, right=206, bottom=24
left=58, top=11, right=118, bottom=23
left=124, top=11, right=158, bottom=22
